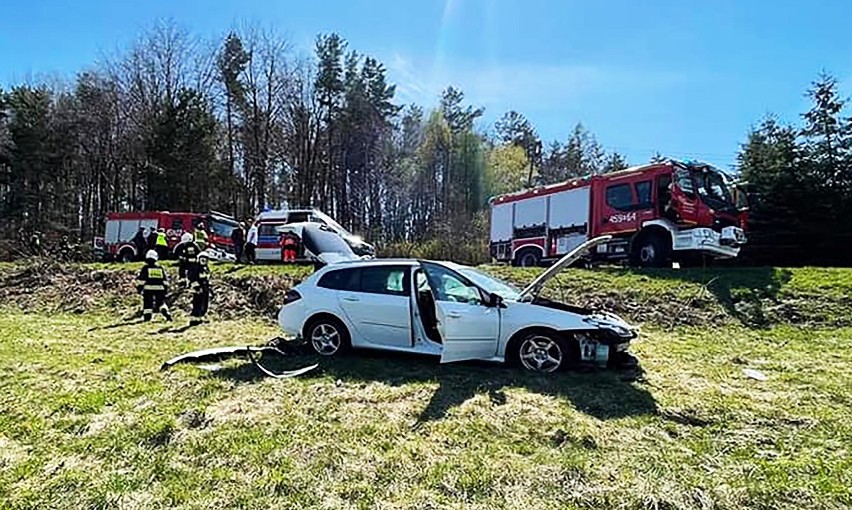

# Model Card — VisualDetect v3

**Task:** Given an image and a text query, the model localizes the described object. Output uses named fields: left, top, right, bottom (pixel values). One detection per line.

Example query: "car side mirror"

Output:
left=487, top=292, right=504, bottom=308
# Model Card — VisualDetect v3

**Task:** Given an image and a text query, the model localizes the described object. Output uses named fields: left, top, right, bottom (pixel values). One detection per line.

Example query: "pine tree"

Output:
left=602, top=152, right=629, bottom=173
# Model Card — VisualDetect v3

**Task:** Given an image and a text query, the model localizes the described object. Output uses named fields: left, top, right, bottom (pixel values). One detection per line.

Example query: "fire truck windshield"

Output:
left=692, top=167, right=735, bottom=211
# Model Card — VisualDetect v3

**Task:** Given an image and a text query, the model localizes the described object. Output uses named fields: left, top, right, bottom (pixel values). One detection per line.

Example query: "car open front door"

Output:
left=420, top=262, right=499, bottom=363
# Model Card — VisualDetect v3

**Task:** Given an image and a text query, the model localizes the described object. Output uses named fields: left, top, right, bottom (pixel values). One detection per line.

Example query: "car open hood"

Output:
left=317, top=252, right=359, bottom=265
left=518, top=235, right=612, bottom=300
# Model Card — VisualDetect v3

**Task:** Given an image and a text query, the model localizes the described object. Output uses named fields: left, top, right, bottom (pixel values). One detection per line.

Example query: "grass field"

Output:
left=0, top=261, right=850, bottom=509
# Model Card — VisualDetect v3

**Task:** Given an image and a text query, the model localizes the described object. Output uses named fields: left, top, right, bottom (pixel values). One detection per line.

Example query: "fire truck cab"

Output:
left=490, top=160, right=748, bottom=267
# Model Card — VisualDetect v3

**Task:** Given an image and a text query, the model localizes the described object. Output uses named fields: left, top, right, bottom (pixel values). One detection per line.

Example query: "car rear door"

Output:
left=420, top=262, right=499, bottom=363
left=336, top=265, right=413, bottom=348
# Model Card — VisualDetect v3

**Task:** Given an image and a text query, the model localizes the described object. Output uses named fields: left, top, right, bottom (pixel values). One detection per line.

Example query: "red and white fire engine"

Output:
left=95, top=211, right=239, bottom=262
left=489, top=160, right=748, bottom=267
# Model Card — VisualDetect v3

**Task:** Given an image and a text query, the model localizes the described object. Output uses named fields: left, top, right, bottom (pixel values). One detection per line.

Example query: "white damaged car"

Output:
left=277, top=236, right=638, bottom=373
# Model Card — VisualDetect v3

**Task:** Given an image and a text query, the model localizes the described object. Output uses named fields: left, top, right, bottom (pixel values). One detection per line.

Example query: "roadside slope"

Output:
left=2, top=261, right=851, bottom=328
left=0, top=260, right=850, bottom=509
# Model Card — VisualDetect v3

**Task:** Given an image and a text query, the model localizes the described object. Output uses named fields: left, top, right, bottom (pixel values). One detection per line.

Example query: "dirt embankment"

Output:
left=0, top=261, right=300, bottom=320
left=0, top=261, right=848, bottom=328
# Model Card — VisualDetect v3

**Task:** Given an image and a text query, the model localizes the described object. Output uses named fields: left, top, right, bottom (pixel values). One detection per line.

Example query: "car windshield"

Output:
left=302, top=226, right=354, bottom=255
left=209, top=218, right=237, bottom=237
left=457, top=267, right=522, bottom=301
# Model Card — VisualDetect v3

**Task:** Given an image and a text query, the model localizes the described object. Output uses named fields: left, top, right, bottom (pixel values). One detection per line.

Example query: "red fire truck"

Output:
left=489, top=160, right=748, bottom=267
left=95, top=211, right=239, bottom=262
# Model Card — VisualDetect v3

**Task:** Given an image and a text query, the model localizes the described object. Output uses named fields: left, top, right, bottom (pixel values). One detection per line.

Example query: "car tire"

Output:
left=514, top=248, right=541, bottom=268
left=515, top=331, right=570, bottom=374
left=305, top=315, right=351, bottom=357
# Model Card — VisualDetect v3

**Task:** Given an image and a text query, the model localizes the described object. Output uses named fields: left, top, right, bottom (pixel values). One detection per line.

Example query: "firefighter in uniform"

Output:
left=187, top=254, right=212, bottom=326
left=135, top=250, right=173, bottom=322
left=155, top=228, right=169, bottom=260
left=175, top=232, right=201, bottom=285
left=194, top=222, right=209, bottom=251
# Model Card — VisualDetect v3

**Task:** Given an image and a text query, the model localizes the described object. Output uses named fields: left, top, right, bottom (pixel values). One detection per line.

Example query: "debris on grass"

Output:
left=660, top=407, right=715, bottom=427
left=743, top=368, right=768, bottom=381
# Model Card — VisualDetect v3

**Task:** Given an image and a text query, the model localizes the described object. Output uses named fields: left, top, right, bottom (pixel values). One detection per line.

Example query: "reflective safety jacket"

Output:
left=135, top=263, right=169, bottom=292
left=176, top=241, right=200, bottom=266
left=155, top=232, right=168, bottom=246
left=175, top=241, right=201, bottom=279
left=195, top=229, right=208, bottom=247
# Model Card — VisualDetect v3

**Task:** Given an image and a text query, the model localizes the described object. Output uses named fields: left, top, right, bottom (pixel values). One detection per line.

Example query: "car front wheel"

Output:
left=307, top=317, right=350, bottom=356
left=517, top=332, right=568, bottom=373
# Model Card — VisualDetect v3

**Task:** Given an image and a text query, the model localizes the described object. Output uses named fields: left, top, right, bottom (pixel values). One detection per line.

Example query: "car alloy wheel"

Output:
left=310, top=323, right=342, bottom=356
left=519, top=334, right=564, bottom=373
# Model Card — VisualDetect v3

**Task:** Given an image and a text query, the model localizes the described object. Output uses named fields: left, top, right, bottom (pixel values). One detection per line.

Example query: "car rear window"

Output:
left=317, top=268, right=360, bottom=291
left=317, top=266, right=410, bottom=295
left=360, top=266, right=409, bottom=296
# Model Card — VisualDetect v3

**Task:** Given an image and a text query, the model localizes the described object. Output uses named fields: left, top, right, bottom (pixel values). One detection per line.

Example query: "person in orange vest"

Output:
left=280, top=231, right=299, bottom=262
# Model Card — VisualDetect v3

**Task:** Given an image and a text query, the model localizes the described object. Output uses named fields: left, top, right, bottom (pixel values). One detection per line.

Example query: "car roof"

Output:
left=320, top=258, right=472, bottom=270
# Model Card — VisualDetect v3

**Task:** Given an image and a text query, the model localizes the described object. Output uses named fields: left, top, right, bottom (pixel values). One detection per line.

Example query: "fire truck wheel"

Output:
left=631, top=233, right=670, bottom=268
left=118, top=248, right=135, bottom=263
left=514, top=248, right=541, bottom=268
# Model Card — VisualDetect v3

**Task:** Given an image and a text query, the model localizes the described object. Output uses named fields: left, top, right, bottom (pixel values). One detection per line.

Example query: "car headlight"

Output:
left=583, top=316, right=634, bottom=338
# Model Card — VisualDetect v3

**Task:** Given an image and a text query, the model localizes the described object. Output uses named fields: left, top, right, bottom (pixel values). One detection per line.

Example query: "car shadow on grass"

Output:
left=212, top=349, right=657, bottom=423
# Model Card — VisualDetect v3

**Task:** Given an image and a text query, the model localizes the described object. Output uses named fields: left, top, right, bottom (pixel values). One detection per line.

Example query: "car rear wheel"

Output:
left=306, top=316, right=350, bottom=356
left=517, top=332, right=568, bottom=373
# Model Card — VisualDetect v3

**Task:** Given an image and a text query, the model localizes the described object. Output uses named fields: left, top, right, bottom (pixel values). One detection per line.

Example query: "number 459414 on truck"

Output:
left=489, top=160, right=748, bottom=267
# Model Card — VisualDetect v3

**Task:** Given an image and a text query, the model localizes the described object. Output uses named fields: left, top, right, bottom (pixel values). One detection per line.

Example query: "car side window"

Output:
left=360, top=266, right=410, bottom=296
left=317, top=268, right=360, bottom=291
left=421, top=264, right=483, bottom=305
left=605, top=183, right=634, bottom=211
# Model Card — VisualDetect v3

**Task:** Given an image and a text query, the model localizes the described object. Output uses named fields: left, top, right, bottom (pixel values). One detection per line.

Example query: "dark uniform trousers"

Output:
left=188, top=265, right=211, bottom=324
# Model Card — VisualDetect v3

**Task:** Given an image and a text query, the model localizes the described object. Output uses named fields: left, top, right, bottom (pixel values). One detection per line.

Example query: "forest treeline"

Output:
left=1, top=21, right=850, bottom=265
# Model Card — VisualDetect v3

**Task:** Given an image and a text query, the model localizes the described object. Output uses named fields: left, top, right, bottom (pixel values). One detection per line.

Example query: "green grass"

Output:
left=1, top=262, right=851, bottom=509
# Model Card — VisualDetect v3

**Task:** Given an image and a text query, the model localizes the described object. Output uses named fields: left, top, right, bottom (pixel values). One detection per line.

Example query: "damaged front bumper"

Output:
left=575, top=312, right=638, bottom=369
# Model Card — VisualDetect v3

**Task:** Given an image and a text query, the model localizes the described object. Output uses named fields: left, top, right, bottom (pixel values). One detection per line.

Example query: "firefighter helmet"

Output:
left=145, top=249, right=159, bottom=261
left=180, top=232, right=193, bottom=243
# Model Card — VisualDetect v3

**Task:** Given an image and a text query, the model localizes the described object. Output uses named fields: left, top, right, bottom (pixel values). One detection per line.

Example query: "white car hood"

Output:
left=518, top=235, right=612, bottom=300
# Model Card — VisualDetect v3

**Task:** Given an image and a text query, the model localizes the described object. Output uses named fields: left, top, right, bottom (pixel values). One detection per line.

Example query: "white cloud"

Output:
left=386, top=51, right=688, bottom=115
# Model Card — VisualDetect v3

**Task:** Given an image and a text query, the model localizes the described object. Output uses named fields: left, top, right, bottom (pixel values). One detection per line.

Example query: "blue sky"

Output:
left=2, top=0, right=851, bottom=168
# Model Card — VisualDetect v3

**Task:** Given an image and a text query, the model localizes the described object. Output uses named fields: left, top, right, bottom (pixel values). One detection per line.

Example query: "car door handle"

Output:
left=446, top=312, right=462, bottom=319
left=342, top=296, right=360, bottom=302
